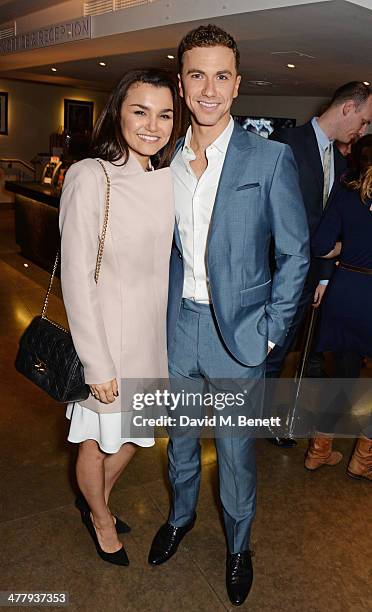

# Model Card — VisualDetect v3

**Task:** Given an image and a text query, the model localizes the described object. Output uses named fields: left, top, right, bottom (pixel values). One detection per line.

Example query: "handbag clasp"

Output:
left=35, top=360, right=47, bottom=373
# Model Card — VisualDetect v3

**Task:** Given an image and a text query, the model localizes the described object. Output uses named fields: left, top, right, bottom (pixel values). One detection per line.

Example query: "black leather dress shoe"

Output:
left=226, top=550, right=253, bottom=606
left=267, top=436, right=297, bottom=448
left=148, top=515, right=196, bottom=566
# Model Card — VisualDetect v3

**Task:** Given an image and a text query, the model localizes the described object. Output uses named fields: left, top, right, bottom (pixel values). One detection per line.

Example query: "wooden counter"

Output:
left=6, top=181, right=60, bottom=272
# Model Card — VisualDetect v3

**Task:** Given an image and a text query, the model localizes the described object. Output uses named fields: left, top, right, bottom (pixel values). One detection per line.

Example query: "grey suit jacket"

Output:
left=167, top=122, right=310, bottom=366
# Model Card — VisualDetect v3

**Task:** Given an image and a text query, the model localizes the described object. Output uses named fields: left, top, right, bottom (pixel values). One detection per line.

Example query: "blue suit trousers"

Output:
left=167, top=299, right=265, bottom=553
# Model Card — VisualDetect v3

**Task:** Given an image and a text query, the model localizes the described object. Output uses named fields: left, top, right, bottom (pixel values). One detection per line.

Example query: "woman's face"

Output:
left=120, top=82, right=174, bottom=168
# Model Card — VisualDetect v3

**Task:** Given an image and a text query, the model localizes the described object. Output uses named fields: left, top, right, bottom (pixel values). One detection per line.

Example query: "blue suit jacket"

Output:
left=167, top=122, right=310, bottom=367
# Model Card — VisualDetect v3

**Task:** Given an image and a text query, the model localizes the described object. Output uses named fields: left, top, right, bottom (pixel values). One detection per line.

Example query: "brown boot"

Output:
left=304, top=435, right=343, bottom=470
left=347, top=436, right=372, bottom=481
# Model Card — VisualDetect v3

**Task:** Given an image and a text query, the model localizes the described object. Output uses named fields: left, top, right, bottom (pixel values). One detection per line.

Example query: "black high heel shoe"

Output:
left=75, top=494, right=131, bottom=534
left=82, top=512, right=129, bottom=566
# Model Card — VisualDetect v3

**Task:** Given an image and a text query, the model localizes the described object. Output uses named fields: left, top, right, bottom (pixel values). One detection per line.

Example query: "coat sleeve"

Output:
left=312, top=195, right=342, bottom=257
left=59, top=161, right=116, bottom=384
left=266, top=144, right=310, bottom=346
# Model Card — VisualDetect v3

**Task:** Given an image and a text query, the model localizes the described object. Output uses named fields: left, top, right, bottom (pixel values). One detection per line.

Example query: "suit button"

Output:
left=178, top=253, right=182, bottom=259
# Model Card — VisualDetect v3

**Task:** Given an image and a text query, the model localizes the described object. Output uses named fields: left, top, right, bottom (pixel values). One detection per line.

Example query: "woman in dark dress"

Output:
left=305, top=163, right=372, bottom=481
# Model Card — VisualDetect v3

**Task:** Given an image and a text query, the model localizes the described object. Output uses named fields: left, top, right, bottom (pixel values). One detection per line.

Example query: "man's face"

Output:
left=179, top=45, right=241, bottom=129
left=338, top=95, right=372, bottom=143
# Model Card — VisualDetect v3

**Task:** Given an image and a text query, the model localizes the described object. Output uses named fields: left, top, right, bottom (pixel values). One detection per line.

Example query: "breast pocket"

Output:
left=236, top=182, right=260, bottom=192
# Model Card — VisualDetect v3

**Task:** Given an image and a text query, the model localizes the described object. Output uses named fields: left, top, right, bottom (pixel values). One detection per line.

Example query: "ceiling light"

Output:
left=167, top=54, right=175, bottom=59
left=99, top=61, right=107, bottom=67
left=287, top=63, right=296, bottom=69
left=51, top=67, right=57, bottom=72
left=363, top=81, right=370, bottom=86
left=247, top=80, right=273, bottom=87
left=271, top=50, right=315, bottom=59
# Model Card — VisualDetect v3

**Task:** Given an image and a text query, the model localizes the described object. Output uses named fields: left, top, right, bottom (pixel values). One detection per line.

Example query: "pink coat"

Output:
left=59, top=155, right=174, bottom=413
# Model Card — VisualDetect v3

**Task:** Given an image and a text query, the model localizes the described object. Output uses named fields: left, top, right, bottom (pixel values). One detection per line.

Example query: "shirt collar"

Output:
left=183, top=116, right=234, bottom=156
left=311, top=116, right=333, bottom=150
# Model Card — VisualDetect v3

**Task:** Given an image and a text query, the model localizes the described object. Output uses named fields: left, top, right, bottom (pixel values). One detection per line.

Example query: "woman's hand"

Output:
left=89, top=378, right=118, bottom=403
left=321, top=241, right=342, bottom=259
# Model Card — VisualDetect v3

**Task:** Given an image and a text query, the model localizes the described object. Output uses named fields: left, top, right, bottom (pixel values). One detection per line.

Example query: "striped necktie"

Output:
left=322, top=143, right=332, bottom=209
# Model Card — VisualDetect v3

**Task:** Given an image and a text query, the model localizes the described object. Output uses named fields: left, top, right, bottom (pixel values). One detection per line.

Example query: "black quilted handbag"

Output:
left=15, top=160, right=111, bottom=403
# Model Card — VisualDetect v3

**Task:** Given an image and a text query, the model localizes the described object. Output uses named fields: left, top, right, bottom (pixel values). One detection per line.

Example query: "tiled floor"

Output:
left=0, top=207, right=371, bottom=612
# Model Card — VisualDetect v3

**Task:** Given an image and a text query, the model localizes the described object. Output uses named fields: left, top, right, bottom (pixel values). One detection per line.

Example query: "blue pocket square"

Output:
left=236, top=182, right=260, bottom=191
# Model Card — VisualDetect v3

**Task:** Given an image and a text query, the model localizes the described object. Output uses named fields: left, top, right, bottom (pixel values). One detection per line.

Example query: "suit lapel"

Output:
left=326, top=146, right=347, bottom=208
left=208, top=123, right=256, bottom=241
left=174, top=222, right=182, bottom=253
left=304, top=122, right=324, bottom=190
left=172, top=137, right=184, bottom=253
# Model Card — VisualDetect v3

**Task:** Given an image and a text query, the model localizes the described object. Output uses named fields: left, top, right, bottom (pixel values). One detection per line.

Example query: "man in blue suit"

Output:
left=148, top=25, right=309, bottom=606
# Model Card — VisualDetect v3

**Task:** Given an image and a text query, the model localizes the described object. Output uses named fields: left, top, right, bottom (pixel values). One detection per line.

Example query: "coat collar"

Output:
left=209, top=123, right=257, bottom=239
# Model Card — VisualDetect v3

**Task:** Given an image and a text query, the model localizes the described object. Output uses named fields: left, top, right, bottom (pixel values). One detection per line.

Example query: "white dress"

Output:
left=66, top=402, right=154, bottom=453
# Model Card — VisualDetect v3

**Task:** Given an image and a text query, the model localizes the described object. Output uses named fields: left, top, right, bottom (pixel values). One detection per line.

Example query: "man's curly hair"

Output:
left=177, top=24, right=240, bottom=72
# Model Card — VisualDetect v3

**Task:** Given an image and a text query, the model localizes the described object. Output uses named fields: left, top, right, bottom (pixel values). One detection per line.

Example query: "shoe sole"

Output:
left=346, top=470, right=371, bottom=482
left=304, top=462, right=341, bottom=471
left=267, top=439, right=297, bottom=448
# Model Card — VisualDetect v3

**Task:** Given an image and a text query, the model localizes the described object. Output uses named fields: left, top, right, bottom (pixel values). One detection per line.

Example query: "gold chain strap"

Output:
left=40, top=159, right=111, bottom=320
left=94, top=160, right=110, bottom=283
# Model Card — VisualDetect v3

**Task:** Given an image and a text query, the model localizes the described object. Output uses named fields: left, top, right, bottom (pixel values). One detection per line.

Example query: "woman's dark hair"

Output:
left=91, top=69, right=181, bottom=168
left=349, top=134, right=372, bottom=175
left=346, top=134, right=372, bottom=203
left=347, top=166, right=372, bottom=204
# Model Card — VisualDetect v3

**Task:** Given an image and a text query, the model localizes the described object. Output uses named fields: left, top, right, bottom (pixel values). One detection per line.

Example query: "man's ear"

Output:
left=233, top=74, right=242, bottom=99
left=178, top=73, right=184, bottom=99
left=343, top=100, right=355, bottom=116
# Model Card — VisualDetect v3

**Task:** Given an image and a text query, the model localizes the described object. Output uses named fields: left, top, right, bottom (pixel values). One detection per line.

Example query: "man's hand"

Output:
left=312, top=283, right=327, bottom=308
left=89, top=378, right=118, bottom=403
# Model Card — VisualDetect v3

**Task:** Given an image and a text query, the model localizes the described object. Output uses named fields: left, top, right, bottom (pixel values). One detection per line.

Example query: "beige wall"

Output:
left=0, top=78, right=108, bottom=163
left=0, top=79, right=368, bottom=166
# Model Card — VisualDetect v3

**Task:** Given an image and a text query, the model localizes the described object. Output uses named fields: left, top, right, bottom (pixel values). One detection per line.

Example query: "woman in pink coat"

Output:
left=59, top=69, right=180, bottom=566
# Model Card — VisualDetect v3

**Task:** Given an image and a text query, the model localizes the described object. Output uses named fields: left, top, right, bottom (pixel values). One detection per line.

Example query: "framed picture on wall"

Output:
left=64, top=99, right=94, bottom=134
left=0, top=92, right=8, bottom=135
left=233, top=115, right=296, bottom=139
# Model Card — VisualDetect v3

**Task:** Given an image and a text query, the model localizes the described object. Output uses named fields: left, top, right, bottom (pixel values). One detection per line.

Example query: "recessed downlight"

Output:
left=247, top=80, right=273, bottom=87
left=51, top=67, right=57, bottom=72
left=363, top=81, right=370, bottom=86
left=167, top=54, right=175, bottom=59
left=99, top=61, right=107, bottom=67
left=287, top=63, right=296, bottom=69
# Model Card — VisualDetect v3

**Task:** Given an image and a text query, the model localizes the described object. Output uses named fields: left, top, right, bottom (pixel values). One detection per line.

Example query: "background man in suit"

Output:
left=267, top=81, right=372, bottom=447
left=147, top=25, right=309, bottom=606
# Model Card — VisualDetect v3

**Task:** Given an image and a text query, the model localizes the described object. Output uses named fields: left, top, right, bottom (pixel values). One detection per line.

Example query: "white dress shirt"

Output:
left=171, top=117, right=234, bottom=303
